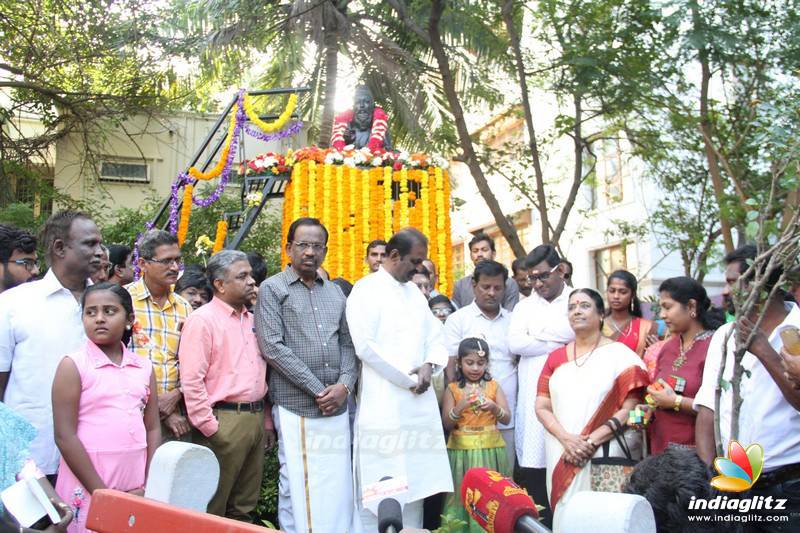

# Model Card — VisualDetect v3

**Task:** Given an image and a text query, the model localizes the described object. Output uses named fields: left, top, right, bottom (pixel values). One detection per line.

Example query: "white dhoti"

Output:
left=274, top=405, right=361, bottom=533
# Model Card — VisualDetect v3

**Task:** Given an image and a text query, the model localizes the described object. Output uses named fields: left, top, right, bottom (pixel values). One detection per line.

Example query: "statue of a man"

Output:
left=331, top=85, right=392, bottom=151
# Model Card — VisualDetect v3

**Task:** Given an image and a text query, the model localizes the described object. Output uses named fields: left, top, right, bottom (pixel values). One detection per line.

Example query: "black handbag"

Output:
left=590, top=417, right=638, bottom=492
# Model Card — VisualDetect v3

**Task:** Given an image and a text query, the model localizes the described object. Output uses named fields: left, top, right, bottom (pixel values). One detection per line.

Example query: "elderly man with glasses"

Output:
left=126, top=229, right=193, bottom=442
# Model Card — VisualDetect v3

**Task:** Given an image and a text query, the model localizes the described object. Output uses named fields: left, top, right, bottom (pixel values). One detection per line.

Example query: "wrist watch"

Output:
left=673, top=394, right=682, bottom=412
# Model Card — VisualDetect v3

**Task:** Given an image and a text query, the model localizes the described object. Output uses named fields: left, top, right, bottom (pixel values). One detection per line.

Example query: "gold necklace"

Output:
left=610, top=316, right=632, bottom=336
left=673, top=330, right=705, bottom=371
left=573, top=335, right=602, bottom=368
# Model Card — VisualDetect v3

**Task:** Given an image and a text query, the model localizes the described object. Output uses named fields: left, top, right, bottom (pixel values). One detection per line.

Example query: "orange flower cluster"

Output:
left=212, top=221, right=228, bottom=254
left=281, top=160, right=453, bottom=293
left=177, top=184, right=194, bottom=246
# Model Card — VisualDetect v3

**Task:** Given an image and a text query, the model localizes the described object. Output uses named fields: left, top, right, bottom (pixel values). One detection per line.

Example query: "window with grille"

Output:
left=594, top=244, right=628, bottom=292
left=100, top=161, right=149, bottom=183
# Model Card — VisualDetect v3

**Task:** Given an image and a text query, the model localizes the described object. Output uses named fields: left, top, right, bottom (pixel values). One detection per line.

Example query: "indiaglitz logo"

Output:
left=711, top=440, right=764, bottom=492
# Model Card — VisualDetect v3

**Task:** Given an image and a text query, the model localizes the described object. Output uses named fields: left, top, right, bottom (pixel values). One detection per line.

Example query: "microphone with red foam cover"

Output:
left=461, top=467, right=545, bottom=533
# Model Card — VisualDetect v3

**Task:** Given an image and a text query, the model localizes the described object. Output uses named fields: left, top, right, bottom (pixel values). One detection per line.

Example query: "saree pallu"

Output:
left=537, top=342, right=648, bottom=532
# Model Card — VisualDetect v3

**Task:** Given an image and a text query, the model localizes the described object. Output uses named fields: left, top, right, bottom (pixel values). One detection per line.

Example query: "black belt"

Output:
left=756, top=462, right=800, bottom=488
left=213, top=400, right=264, bottom=413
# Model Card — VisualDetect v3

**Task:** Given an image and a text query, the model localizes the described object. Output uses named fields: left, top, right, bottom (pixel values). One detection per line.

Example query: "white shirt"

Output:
left=507, top=287, right=574, bottom=468
left=0, top=270, right=90, bottom=474
left=443, top=302, right=516, bottom=429
left=694, top=303, right=800, bottom=471
left=346, top=267, right=453, bottom=505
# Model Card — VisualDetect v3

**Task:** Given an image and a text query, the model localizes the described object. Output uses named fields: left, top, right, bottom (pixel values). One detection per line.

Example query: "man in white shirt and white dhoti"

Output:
left=443, top=259, right=517, bottom=467
left=508, top=245, right=574, bottom=526
left=347, top=228, right=452, bottom=530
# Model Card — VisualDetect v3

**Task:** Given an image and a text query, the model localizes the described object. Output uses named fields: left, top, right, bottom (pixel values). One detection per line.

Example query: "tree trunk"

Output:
left=317, top=24, right=339, bottom=148
left=501, top=0, right=550, bottom=245
left=550, top=93, right=586, bottom=247
left=694, top=6, right=734, bottom=253
left=428, top=0, right=526, bottom=258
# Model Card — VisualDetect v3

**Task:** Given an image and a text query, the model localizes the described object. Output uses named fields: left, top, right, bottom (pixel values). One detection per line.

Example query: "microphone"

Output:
left=377, top=497, right=403, bottom=533
left=376, top=476, right=403, bottom=533
left=461, top=467, right=550, bottom=533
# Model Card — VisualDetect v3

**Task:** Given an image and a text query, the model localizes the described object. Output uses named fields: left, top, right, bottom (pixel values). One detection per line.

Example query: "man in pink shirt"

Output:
left=178, top=250, right=274, bottom=521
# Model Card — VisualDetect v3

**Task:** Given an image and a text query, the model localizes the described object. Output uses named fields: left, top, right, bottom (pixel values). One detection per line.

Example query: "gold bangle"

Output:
left=342, top=383, right=351, bottom=395
left=673, top=395, right=682, bottom=412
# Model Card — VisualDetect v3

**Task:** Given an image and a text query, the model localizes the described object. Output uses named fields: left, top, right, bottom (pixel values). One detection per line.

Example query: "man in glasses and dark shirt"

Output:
left=256, top=217, right=359, bottom=532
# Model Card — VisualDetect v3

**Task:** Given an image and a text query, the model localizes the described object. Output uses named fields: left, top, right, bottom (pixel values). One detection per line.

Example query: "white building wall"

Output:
left=449, top=107, right=725, bottom=304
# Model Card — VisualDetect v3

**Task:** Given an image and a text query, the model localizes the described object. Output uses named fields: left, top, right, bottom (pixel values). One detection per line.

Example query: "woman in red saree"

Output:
left=603, top=270, right=658, bottom=357
left=536, top=289, right=648, bottom=531
left=643, top=277, right=722, bottom=455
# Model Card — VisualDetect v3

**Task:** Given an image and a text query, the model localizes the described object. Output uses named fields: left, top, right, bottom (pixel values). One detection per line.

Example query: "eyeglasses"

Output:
left=292, top=241, right=326, bottom=253
left=10, top=259, right=38, bottom=271
left=432, top=307, right=453, bottom=317
left=528, top=264, right=560, bottom=283
left=146, top=257, right=183, bottom=268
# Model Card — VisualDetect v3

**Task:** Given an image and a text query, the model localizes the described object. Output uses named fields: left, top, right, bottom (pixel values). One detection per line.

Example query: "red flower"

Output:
left=393, top=161, right=403, bottom=171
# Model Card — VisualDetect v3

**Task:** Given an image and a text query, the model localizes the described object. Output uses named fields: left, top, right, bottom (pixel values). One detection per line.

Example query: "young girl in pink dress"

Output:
left=52, top=282, right=160, bottom=532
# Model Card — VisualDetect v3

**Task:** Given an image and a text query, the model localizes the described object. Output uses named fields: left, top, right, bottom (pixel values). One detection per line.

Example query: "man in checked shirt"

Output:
left=126, top=230, right=192, bottom=441
left=256, top=217, right=360, bottom=533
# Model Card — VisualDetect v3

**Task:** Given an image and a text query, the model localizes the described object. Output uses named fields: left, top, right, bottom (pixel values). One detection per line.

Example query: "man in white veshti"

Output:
left=347, top=228, right=452, bottom=529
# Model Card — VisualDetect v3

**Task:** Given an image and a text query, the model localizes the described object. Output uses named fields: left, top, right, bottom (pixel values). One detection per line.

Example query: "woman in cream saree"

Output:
left=536, top=289, right=648, bottom=531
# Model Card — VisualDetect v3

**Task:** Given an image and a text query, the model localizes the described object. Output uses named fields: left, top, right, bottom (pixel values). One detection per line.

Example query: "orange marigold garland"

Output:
left=383, top=166, right=393, bottom=241
left=308, top=160, right=317, bottom=216
left=177, top=184, right=194, bottom=246
left=322, top=163, right=332, bottom=228
left=361, top=169, right=370, bottom=277
left=421, top=168, right=431, bottom=245
left=336, top=165, right=344, bottom=277
left=281, top=177, right=293, bottom=266
left=349, top=166, right=359, bottom=281
left=399, top=169, right=409, bottom=227
left=281, top=159, right=450, bottom=284
left=188, top=112, right=236, bottom=181
left=212, top=220, right=228, bottom=254
left=341, top=165, right=351, bottom=279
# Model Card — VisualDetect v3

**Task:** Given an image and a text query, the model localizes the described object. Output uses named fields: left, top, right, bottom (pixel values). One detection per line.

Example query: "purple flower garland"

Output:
left=132, top=221, right=155, bottom=281
left=192, top=90, right=246, bottom=207
left=244, top=120, right=303, bottom=142
left=133, top=89, right=302, bottom=280
left=168, top=173, right=190, bottom=234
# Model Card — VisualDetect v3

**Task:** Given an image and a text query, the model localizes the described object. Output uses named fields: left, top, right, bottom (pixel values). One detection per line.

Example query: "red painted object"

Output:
left=86, top=490, right=280, bottom=533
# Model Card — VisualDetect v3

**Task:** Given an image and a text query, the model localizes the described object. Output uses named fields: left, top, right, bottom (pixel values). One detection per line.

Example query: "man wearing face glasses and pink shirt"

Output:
left=508, top=244, right=574, bottom=528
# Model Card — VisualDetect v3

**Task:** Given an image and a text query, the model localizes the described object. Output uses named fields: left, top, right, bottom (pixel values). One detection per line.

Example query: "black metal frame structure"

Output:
left=148, top=87, right=309, bottom=249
